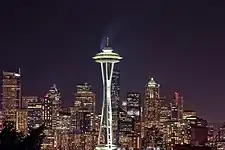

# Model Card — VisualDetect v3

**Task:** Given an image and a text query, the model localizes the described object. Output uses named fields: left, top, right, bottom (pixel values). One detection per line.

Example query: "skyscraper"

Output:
left=2, top=70, right=21, bottom=126
left=57, top=108, right=71, bottom=150
left=126, top=92, right=142, bottom=149
left=73, top=83, right=96, bottom=150
left=118, top=108, right=134, bottom=149
left=93, top=37, right=122, bottom=150
left=143, top=77, right=160, bottom=128
left=165, top=92, right=184, bottom=148
left=16, top=108, right=28, bottom=134
left=143, top=77, right=165, bottom=149
left=126, top=92, right=141, bottom=121
left=24, top=96, right=42, bottom=130
left=170, top=92, right=183, bottom=121
left=42, top=84, right=61, bottom=150
left=111, top=68, right=120, bottom=144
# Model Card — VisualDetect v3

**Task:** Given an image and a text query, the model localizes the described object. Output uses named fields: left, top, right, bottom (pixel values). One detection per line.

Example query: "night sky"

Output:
left=0, top=0, right=225, bottom=122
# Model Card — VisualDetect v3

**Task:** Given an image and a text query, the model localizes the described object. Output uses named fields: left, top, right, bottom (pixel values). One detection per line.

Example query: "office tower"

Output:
left=143, top=77, right=160, bottom=128
left=170, top=92, right=183, bottom=121
left=182, top=110, right=197, bottom=145
left=2, top=70, right=21, bottom=126
left=182, top=116, right=208, bottom=146
left=93, top=37, right=122, bottom=150
left=126, top=92, right=141, bottom=121
left=42, top=84, right=61, bottom=150
left=73, top=83, right=96, bottom=150
left=16, top=108, right=28, bottom=134
left=159, top=97, right=171, bottom=149
left=119, top=112, right=134, bottom=149
left=24, top=96, right=42, bottom=130
left=69, top=106, right=76, bottom=149
left=207, top=125, right=214, bottom=147
left=111, top=68, right=120, bottom=144
left=159, top=97, right=170, bottom=123
left=216, top=123, right=225, bottom=149
left=126, top=92, right=142, bottom=149
left=165, top=120, right=183, bottom=149
left=190, top=117, right=208, bottom=146
left=143, top=77, right=167, bottom=149
left=165, top=92, right=184, bottom=148
left=57, top=108, right=71, bottom=150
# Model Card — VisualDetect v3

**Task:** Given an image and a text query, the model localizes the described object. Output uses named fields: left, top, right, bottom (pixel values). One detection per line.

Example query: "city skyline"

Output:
left=1, top=0, right=225, bottom=123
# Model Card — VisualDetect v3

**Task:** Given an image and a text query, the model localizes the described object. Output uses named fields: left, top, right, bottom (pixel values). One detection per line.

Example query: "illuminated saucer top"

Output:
left=93, top=37, right=122, bottom=63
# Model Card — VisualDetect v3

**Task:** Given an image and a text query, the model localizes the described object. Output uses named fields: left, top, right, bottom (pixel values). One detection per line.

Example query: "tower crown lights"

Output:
left=147, top=77, right=160, bottom=87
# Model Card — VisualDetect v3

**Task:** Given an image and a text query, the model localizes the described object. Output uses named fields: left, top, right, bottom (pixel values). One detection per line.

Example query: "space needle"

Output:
left=93, top=37, right=122, bottom=150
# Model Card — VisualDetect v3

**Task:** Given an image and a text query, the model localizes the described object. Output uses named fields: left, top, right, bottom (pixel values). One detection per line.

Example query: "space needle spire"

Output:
left=93, top=37, right=122, bottom=150
left=106, top=37, right=109, bottom=47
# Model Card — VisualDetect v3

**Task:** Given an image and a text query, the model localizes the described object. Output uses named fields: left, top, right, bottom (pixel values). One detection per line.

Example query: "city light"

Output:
left=0, top=41, right=219, bottom=150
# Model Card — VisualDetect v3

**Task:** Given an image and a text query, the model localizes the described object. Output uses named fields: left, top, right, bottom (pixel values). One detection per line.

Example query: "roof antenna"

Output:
left=106, top=37, right=109, bottom=47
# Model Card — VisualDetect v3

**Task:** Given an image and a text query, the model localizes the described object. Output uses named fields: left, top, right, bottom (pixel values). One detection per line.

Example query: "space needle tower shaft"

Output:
left=93, top=37, right=122, bottom=150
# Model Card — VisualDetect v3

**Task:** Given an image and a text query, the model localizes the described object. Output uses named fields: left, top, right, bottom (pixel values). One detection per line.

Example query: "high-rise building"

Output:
left=24, top=96, right=42, bottom=130
left=126, top=92, right=141, bottom=121
left=16, top=108, right=28, bottom=134
left=143, top=77, right=160, bottom=128
left=170, top=92, right=183, bottom=121
left=190, top=117, right=208, bottom=146
left=182, top=116, right=208, bottom=146
left=126, top=92, right=142, bottom=149
left=216, top=123, right=225, bottom=149
left=206, top=125, right=214, bottom=147
left=118, top=108, right=134, bottom=149
left=2, top=71, right=21, bottom=126
left=142, top=78, right=167, bottom=149
left=73, top=83, right=96, bottom=150
left=159, top=97, right=170, bottom=123
left=182, top=110, right=197, bottom=145
left=111, top=68, right=120, bottom=144
left=165, top=92, right=184, bottom=148
left=165, top=120, right=183, bottom=149
left=42, top=84, right=61, bottom=150
left=93, top=37, right=122, bottom=150
left=57, top=108, right=71, bottom=150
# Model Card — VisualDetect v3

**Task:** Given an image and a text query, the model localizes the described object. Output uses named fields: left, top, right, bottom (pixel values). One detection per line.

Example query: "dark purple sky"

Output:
left=0, top=0, right=225, bottom=122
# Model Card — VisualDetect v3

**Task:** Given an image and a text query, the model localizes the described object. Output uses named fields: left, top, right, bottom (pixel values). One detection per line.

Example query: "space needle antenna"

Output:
left=106, top=37, right=109, bottom=47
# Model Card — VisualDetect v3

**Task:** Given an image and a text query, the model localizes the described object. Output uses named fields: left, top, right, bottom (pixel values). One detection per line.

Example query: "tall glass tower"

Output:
left=93, top=38, right=122, bottom=150
left=2, top=70, right=21, bottom=127
left=111, top=68, right=120, bottom=144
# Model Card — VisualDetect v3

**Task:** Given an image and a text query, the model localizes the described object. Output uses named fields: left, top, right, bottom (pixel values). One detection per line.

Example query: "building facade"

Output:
left=16, top=108, right=28, bottom=134
left=24, top=96, right=42, bottom=130
left=72, top=83, right=96, bottom=150
left=143, top=78, right=161, bottom=129
left=111, top=68, right=120, bottom=144
left=2, top=71, right=21, bottom=126
left=42, top=84, right=61, bottom=150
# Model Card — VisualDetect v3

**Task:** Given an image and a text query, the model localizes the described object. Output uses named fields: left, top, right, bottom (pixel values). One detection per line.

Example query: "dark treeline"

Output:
left=0, top=123, right=45, bottom=150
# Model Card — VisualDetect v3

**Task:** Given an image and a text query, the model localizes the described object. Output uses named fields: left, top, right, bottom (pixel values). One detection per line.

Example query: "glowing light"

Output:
left=147, top=77, right=159, bottom=87
left=14, top=73, right=20, bottom=77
